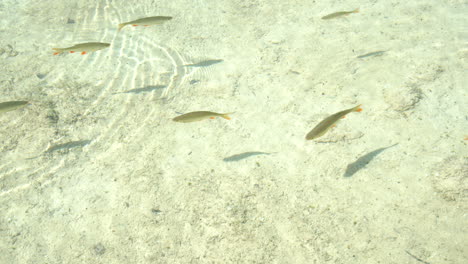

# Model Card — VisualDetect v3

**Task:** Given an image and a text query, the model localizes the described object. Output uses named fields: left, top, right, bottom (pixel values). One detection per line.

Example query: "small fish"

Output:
left=183, top=59, right=224, bottom=67
left=118, top=16, right=172, bottom=31
left=0, top=101, right=29, bottom=114
left=26, top=140, right=92, bottom=160
left=172, top=111, right=233, bottom=123
left=52, top=42, right=110, bottom=55
left=344, top=144, right=398, bottom=177
left=223, top=152, right=272, bottom=162
left=45, top=140, right=92, bottom=153
left=322, top=8, right=359, bottom=20
left=306, top=105, right=362, bottom=140
left=113, top=85, right=166, bottom=95
left=357, top=50, right=387, bottom=59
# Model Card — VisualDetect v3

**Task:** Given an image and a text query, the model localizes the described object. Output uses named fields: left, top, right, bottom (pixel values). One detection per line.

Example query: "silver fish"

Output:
left=45, top=140, right=92, bottom=153
left=118, top=16, right=172, bottom=31
left=172, top=111, right=233, bottom=123
left=52, top=42, right=110, bottom=55
left=26, top=140, right=92, bottom=160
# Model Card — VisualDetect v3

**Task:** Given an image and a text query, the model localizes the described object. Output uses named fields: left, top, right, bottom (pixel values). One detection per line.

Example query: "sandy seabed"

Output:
left=0, top=0, right=467, bottom=263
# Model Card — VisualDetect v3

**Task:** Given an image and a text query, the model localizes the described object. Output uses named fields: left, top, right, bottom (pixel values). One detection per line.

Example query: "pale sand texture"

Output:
left=0, top=0, right=467, bottom=263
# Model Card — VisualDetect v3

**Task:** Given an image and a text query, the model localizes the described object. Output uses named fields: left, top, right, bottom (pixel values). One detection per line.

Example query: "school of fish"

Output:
left=5, top=8, right=443, bottom=176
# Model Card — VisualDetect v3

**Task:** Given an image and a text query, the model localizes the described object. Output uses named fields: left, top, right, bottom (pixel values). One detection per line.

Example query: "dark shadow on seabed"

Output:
left=344, top=143, right=398, bottom=177
left=112, top=85, right=166, bottom=95
left=223, top=151, right=273, bottom=162
left=183, top=59, right=223, bottom=67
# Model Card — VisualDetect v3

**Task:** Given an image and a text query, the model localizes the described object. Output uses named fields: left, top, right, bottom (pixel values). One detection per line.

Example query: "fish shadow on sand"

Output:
left=223, top=151, right=273, bottom=162
left=112, top=85, right=166, bottom=95
left=356, top=50, right=387, bottom=59
left=27, top=140, right=92, bottom=159
left=344, top=143, right=398, bottom=177
left=183, top=59, right=223, bottom=68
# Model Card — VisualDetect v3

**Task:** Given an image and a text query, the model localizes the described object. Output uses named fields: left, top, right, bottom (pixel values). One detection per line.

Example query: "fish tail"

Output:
left=118, top=23, right=126, bottom=31
left=221, top=113, right=234, bottom=120
left=52, top=48, right=63, bottom=55
left=353, top=104, right=363, bottom=112
left=353, top=8, right=360, bottom=13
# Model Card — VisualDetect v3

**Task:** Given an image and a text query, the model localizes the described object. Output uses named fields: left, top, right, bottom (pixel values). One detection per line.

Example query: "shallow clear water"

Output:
left=1, top=0, right=467, bottom=263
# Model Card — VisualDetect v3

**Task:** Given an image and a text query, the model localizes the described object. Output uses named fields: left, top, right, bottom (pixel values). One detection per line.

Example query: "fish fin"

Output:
left=81, top=51, right=87, bottom=55
left=353, top=8, right=360, bottom=13
left=132, top=24, right=138, bottom=26
left=209, top=116, right=216, bottom=119
left=341, top=116, right=346, bottom=119
left=118, top=23, right=126, bottom=31
left=143, top=25, right=149, bottom=27
left=70, top=51, right=75, bottom=53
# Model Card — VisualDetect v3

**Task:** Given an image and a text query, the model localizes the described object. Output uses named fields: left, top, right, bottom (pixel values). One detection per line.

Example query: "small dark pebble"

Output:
left=67, top=18, right=75, bottom=24
left=189, top=80, right=200, bottom=85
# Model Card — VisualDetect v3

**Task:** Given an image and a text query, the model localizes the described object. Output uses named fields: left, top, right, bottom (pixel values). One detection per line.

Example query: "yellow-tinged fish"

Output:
left=322, top=8, right=359, bottom=20
left=118, top=16, right=172, bottom=31
left=306, top=105, right=362, bottom=140
left=0, top=101, right=29, bottom=114
left=172, top=111, right=233, bottom=123
left=52, top=42, right=110, bottom=55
